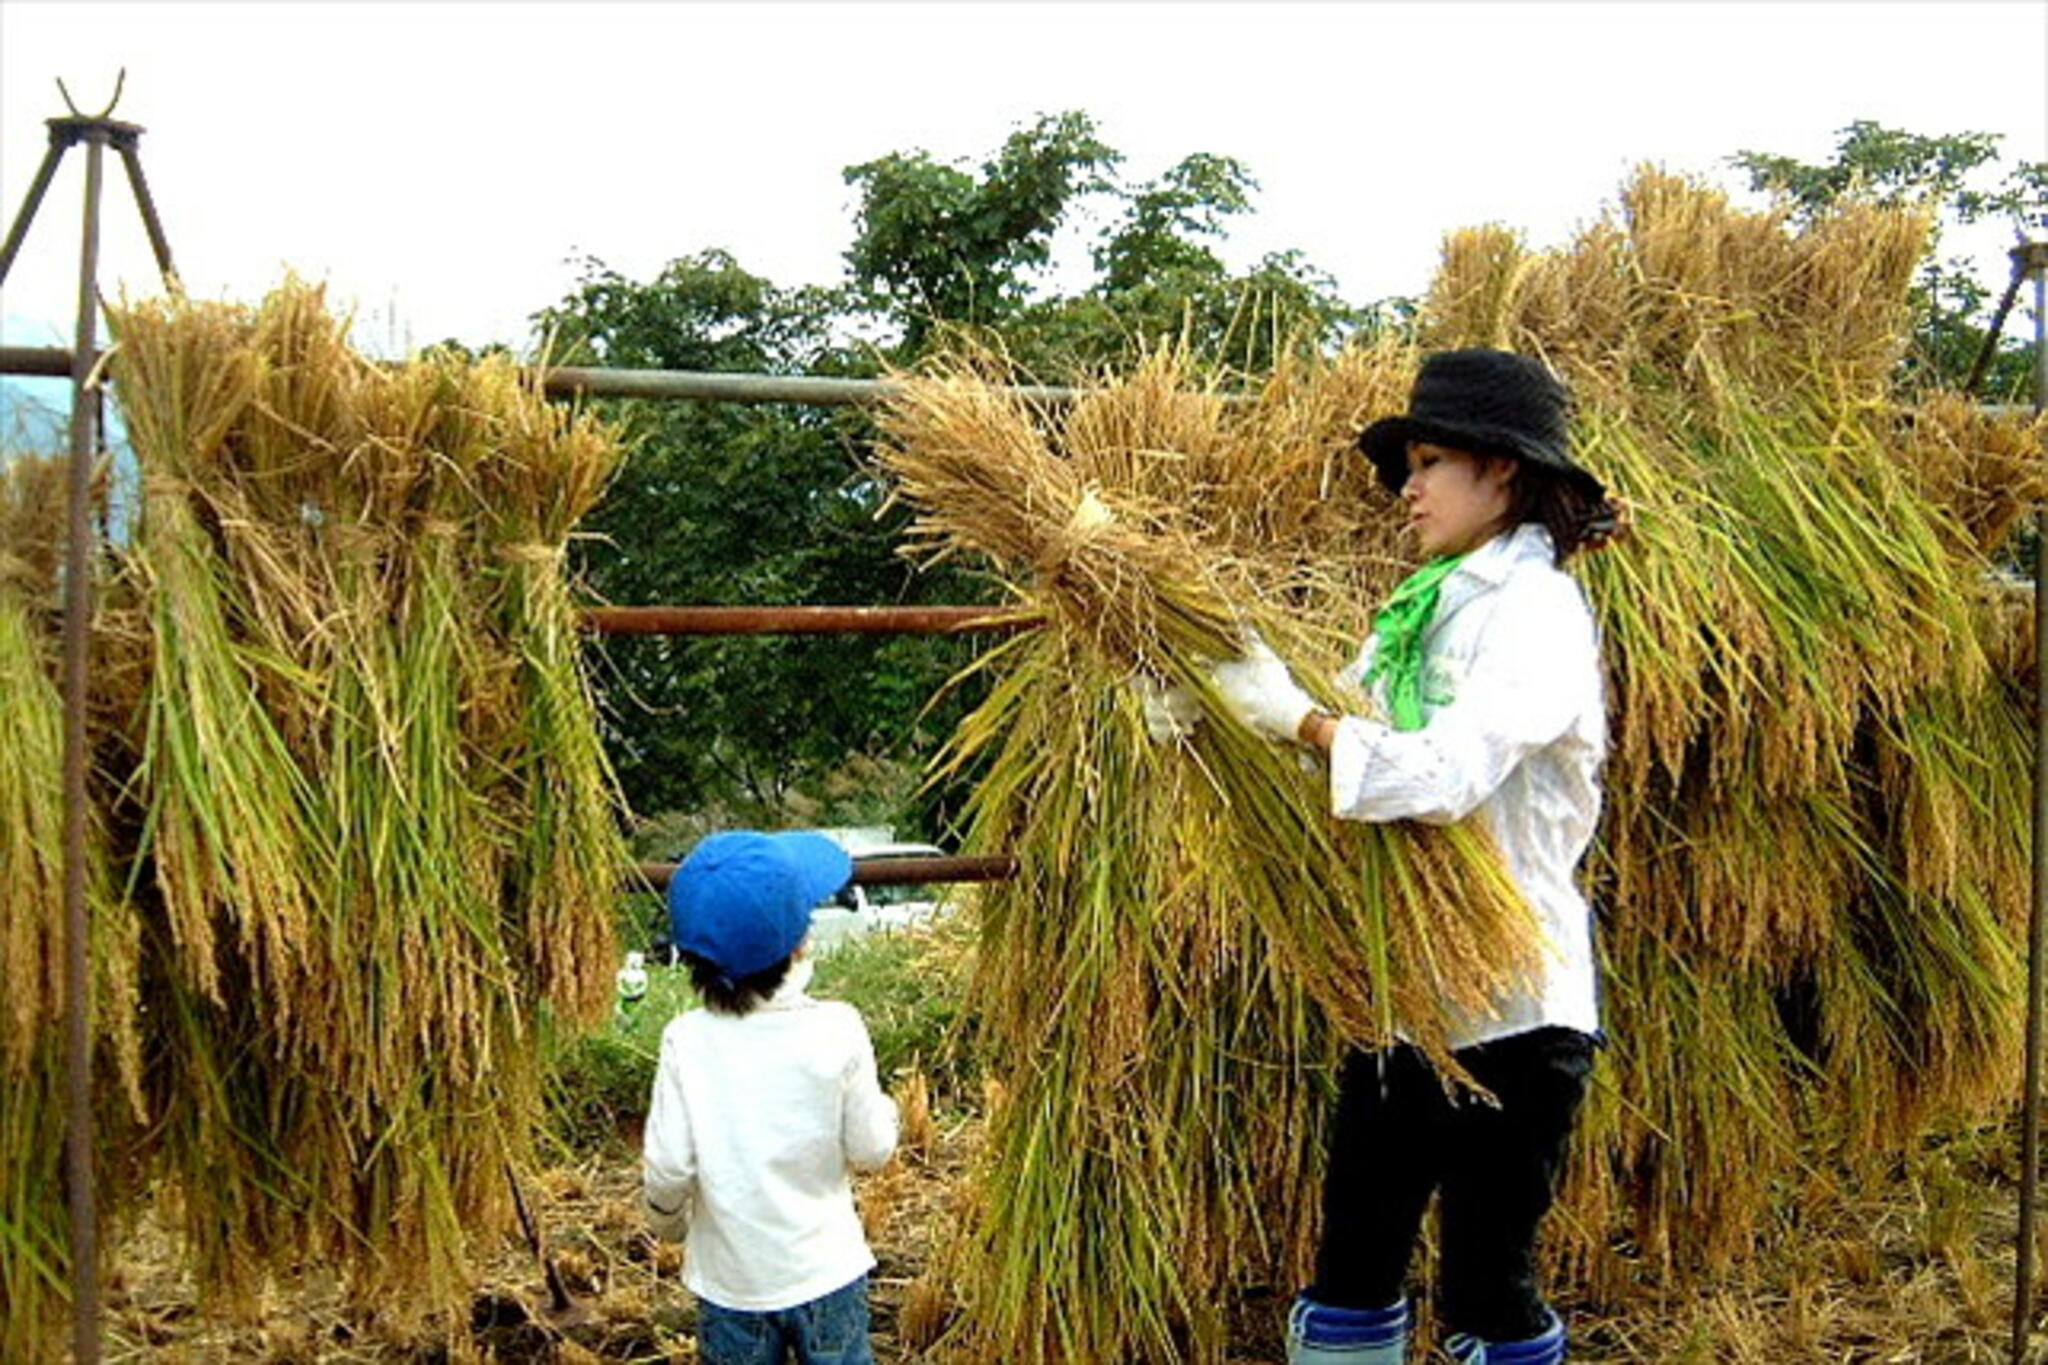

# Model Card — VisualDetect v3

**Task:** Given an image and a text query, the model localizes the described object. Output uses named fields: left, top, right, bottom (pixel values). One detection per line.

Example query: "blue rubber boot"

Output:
left=1442, top=1308, right=1566, bottom=1364
left=1286, top=1294, right=1409, bottom=1364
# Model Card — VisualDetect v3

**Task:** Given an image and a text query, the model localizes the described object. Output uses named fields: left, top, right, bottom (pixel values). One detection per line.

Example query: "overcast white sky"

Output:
left=2, top=2, right=2043, bottom=358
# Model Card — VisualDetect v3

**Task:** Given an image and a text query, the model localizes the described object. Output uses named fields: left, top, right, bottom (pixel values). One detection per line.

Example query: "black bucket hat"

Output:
left=1357, top=349, right=1606, bottom=501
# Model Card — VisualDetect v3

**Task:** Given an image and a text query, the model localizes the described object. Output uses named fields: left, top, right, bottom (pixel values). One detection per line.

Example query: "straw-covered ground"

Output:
left=95, top=1069, right=2048, bottom=1363
left=89, top=902, right=2048, bottom=1364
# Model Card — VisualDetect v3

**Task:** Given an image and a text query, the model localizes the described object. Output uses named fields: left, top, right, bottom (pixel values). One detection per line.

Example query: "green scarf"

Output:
left=1362, top=554, right=1468, bottom=731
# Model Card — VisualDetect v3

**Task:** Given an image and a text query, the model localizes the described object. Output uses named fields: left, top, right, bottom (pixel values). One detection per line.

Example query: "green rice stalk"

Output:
left=0, top=454, right=144, bottom=1362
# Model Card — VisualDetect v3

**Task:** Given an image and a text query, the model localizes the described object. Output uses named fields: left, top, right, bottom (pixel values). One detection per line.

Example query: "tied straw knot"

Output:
left=1033, top=484, right=1118, bottom=581
left=497, top=542, right=565, bottom=567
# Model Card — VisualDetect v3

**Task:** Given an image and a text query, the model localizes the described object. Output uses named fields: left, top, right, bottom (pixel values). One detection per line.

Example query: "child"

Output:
left=1210, top=349, right=1620, bottom=1365
left=643, top=829, right=900, bottom=1365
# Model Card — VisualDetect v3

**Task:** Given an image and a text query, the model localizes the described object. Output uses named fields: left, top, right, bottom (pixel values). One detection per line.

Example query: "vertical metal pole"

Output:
left=2015, top=238, right=2048, bottom=1364
left=60, top=126, right=108, bottom=1365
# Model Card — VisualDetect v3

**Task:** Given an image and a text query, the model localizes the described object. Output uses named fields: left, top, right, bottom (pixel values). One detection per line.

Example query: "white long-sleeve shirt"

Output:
left=1328, top=523, right=1606, bottom=1050
left=641, top=961, right=900, bottom=1310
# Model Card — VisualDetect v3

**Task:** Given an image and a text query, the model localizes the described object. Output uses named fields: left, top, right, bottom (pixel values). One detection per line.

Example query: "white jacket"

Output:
left=1328, top=523, right=1606, bottom=1049
left=641, top=961, right=900, bottom=1310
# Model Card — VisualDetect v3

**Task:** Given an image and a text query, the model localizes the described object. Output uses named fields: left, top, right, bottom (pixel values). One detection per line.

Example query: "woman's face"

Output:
left=1402, top=442, right=1515, bottom=557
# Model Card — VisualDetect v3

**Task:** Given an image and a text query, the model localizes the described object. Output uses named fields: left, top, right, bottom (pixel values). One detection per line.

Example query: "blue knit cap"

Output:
left=667, top=831, right=852, bottom=978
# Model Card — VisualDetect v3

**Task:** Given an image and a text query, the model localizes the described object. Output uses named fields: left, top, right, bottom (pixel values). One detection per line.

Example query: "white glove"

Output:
left=1134, top=676, right=1201, bottom=743
left=1209, top=638, right=1317, bottom=743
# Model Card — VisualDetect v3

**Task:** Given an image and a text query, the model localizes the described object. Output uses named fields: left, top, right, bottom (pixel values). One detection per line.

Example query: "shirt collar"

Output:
left=756, top=956, right=817, bottom=1011
left=1457, top=523, right=1554, bottom=584
left=1433, top=523, right=1553, bottom=618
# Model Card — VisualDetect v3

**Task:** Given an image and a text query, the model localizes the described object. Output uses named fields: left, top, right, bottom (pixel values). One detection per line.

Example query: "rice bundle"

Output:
left=0, top=279, right=630, bottom=1337
left=881, top=167, right=2044, bottom=1357
left=875, top=350, right=1542, bottom=1361
left=105, top=281, right=628, bottom=1311
left=1419, top=168, right=2043, bottom=1291
left=0, top=455, right=143, bottom=1362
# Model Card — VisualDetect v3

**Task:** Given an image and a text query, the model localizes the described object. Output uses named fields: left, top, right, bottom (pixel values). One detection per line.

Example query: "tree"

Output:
left=843, top=111, right=1120, bottom=349
left=1094, top=152, right=1256, bottom=292
left=537, top=113, right=1361, bottom=830
left=1732, top=120, right=2047, bottom=398
left=534, top=251, right=987, bottom=821
left=1009, top=155, right=1361, bottom=375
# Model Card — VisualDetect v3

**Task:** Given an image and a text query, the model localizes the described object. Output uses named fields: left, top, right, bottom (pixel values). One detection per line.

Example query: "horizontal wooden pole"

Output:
left=627, top=854, right=1016, bottom=895
left=581, top=604, right=1039, bottom=636
left=539, top=364, right=1082, bottom=408
left=1, top=345, right=71, bottom=377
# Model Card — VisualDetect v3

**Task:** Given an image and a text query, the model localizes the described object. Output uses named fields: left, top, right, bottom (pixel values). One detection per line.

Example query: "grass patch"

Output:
left=542, top=914, right=976, bottom=1155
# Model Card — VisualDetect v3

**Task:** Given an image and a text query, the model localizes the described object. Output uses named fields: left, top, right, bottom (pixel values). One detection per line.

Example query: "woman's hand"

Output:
left=1209, top=639, right=1318, bottom=743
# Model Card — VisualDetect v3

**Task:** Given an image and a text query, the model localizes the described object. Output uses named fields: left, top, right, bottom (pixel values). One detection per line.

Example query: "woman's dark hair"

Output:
left=680, top=949, right=793, bottom=1016
left=1498, top=457, right=1623, bottom=564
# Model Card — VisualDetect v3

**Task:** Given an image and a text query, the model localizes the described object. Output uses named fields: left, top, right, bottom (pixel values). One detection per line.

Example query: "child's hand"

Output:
left=642, top=1190, right=688, bottom=1242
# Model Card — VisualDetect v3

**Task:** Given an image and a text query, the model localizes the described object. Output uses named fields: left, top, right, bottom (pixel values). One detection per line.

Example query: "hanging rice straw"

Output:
left=884, top=166, right=2045, bottom=1354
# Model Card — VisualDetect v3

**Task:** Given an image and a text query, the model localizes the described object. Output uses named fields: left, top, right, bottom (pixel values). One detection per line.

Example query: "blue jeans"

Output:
left=696, top=1274, right=875, bottom=1365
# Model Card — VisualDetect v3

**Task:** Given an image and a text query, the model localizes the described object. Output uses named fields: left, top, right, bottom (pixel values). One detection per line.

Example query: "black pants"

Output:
left=1309, top=1026, right=1595, bottom=1341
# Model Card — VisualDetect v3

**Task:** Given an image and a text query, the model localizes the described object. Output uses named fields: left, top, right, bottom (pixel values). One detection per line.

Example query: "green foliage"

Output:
left=1012, top=244, right=1360, bottom=377
left=541, top=918, right=974, bottom=1155
left=1094, top=152, right=1256, bottom=291
left=813, top=928, right=972, bottom=1093
left=844, top=111, right=1121, bottom=347
left=537, top=113, right=1363, bottom=829
left=1733, top=123, right=2014, bottom=221
left=1733, top=120, right=2047, bottom=399
left=540, top=959, right=695, bottom=1154
left=534, top=251, right=989, bottom=819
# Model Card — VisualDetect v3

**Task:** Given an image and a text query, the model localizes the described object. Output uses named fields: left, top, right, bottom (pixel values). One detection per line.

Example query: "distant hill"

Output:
left=2, top=375, right=138, bottom=540
left=1, top=376, right=71, bottom=453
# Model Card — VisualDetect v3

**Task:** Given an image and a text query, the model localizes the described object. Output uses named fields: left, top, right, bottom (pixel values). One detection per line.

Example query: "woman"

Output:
left=1210, top=348, right=1619, bottom=1365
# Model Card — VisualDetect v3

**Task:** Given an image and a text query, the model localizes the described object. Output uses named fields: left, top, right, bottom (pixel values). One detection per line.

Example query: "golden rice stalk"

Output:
left=94, top=279, right=627, bottom=1319
left=877, top=351, right=1545, bottom=1361
left=1421, top=166, right=2036, bottom=1284
left=1891, top=392, right=2048, bottom=555
left=111, top=299, right=323, bottom=1005
left=897, top=164, right=2039, bottom=1341
left=0, top=455, right=71, bottom=1066
left=881, top=356, right=1543, bottom=1056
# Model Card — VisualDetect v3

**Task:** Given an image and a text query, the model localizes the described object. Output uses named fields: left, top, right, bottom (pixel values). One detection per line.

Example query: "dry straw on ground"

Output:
left=875, top=167, right=2046, bottom=1362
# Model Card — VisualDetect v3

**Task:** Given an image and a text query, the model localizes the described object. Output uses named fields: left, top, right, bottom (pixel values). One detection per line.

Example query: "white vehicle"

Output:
left=807, top=840, right=950, bottom=950
left=655, top=830, right=952, bottom=960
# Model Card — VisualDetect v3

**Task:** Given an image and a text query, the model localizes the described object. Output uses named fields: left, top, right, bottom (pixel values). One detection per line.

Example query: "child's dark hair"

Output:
left=681, top=949, right=794, bottom=1016
left=1501, top=458, right=1623, bottom=564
